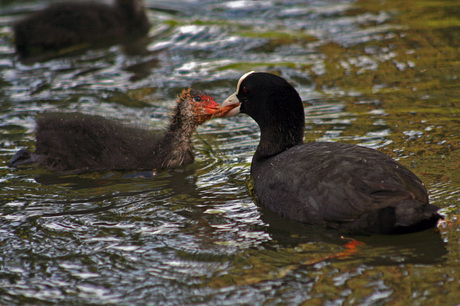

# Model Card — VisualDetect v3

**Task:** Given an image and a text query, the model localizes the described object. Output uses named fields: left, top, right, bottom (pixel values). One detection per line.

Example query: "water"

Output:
left=0, top=0, right=459, bottom=304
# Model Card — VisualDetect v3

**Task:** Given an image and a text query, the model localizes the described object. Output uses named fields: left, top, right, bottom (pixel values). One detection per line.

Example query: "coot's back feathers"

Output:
left=10, top=88, right=218, bottom=173
left=252, top=141, right=438, bottom=234
left=14, top=0, right=150, bottom=59
left=222, top=72, right=441, bottom=234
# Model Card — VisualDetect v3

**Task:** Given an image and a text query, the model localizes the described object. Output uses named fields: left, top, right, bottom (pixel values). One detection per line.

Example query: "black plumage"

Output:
left=222, top=72, right=441, bottom=234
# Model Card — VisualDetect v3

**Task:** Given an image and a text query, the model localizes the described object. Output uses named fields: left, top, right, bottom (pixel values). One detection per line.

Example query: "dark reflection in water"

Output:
left=261, top=208, right=447, bottom=264
left=0, top=0, right=458, bottom=304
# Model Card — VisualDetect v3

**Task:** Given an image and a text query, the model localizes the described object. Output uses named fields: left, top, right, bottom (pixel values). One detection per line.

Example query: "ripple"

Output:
left=0, top=0, right=458, bottom=304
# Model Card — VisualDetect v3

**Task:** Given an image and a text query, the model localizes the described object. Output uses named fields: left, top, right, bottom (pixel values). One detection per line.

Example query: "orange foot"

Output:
left=437, top=214, right=458, bottom=229
left=304, top=237, right=365, bottom=265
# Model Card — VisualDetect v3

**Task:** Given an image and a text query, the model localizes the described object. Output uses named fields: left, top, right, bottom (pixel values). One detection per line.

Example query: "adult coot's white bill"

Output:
left=222, top=71, right=441, bottom=234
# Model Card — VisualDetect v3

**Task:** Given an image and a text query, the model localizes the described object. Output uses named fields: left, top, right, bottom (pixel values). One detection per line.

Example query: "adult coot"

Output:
left=221, top=72, right=441, bottom=234
left=14, top=0, right=150, bottom=59
left=9, top=89, right=226, bottom=173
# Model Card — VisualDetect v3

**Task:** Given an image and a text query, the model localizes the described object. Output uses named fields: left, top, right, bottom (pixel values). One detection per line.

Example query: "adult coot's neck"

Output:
left=255, top=109, right=305, bottom=161
left=240, top=73, right=305, bottom=161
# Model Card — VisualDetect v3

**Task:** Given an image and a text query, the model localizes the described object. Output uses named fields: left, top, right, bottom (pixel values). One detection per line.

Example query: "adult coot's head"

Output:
left=223, top=71, right=305, bottom=158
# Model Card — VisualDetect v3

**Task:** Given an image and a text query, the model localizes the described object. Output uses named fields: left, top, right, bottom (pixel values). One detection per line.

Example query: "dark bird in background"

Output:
left=9, top=89, right=233, bottom=173
left=222, top=71, right=442, bottom=234
left=13, top=0, right=150, bottom=59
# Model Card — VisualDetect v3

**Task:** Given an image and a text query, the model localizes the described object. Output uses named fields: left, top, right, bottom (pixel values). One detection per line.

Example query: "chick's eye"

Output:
left=242, top=87, right=248, bottom=94
left=195, top=96, right=202, bottom=102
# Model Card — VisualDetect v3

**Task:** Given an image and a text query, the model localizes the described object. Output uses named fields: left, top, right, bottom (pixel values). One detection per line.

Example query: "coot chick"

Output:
left=221, top=72, right=441, bottom=234
left=14, top=0, right=150, bottom=59
left=10, top=89, right=219, bottom=173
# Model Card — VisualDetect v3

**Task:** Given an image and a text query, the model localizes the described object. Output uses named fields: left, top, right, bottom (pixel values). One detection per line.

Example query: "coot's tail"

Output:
left=392, top=202, right=442, bottom=234
left=340, top=202, right=442, bottom=234
left=9, top=149, right=35, bottom=167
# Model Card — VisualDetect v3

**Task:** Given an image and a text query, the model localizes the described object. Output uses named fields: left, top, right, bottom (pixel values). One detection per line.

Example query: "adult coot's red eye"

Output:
left=221, top=71, right=442, bottom=235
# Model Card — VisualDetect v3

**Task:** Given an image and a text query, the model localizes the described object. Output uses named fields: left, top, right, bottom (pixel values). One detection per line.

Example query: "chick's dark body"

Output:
left=10, top=89, right=216, bottom=173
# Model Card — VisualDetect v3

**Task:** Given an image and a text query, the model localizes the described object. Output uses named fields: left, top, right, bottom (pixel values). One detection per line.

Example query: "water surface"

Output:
left=0, top=0, right=459, bottom=304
